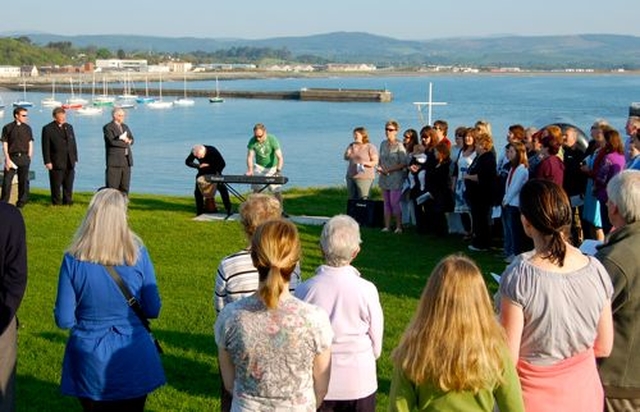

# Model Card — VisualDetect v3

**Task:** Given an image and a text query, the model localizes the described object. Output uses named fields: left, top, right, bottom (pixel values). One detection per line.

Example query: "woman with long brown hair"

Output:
left=500, top=179, right=614, bottom=412
left=215, top=220, right=333, bottom=411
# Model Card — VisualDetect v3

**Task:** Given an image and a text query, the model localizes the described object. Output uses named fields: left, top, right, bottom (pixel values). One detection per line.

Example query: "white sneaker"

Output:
left=381, top=227, right=390, bottom=233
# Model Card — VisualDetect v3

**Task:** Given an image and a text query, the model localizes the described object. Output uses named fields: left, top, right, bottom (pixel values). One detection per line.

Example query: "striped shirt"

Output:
left=214, top=249, right=301, bottom=313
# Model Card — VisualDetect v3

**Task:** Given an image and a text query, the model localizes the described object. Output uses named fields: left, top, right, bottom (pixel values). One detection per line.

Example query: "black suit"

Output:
left=185, top=145, right=231, bottom=215
left=41, top=121, right=78, bottom=205
left=103, top=120, right=134, bottom=193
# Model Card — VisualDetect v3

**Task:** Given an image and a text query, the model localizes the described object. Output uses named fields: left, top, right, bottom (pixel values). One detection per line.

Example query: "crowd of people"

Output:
left=343, top=105, right=640, bottom=264
left=3, top=104, right=640, bottom=412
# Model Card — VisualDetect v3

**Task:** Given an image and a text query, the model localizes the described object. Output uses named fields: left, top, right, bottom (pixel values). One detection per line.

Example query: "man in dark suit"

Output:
left=41, top=107, right=78, bottom=205
left=103, top=107, right=134, bottom=194
left=185, top=144, right=232, bottom=216
left=0, top=202, right=27, bottom=412
left=1, top=107, right=33, bottom=208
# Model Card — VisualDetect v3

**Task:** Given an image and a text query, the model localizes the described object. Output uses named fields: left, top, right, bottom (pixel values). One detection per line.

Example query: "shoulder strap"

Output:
left=104, top=265, right=152, bottom=334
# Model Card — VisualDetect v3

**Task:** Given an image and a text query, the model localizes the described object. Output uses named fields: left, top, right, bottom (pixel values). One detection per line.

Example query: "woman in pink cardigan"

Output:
left=295, top=215, right=384, bottom=412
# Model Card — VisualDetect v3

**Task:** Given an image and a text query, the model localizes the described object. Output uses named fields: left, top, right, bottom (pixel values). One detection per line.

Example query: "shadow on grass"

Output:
left=37, top=331, right=68, bottom=346
left=17, top=374, right=77, bottom=412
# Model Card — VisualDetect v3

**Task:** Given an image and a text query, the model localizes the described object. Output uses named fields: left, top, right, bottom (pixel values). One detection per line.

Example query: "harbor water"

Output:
left=1, top=74, right=638, bottom=196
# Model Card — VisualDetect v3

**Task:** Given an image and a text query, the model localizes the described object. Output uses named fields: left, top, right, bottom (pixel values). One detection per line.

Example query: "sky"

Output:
left=3, top=0, right=640, bottom=40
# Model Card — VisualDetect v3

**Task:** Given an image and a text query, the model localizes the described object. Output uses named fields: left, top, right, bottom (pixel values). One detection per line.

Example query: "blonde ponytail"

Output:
left=251, top=220, right=301, bottom=309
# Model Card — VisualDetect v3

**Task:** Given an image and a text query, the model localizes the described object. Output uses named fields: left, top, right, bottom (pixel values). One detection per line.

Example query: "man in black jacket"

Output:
left=41, top=107, right=78, bottom=205
left=0, top=202, right=27, bottom=412
left=185, top=144, right=231, bottom=216
left=103, top=107, right=134, bottom=194
left=1, top=107, right=33, bottom=208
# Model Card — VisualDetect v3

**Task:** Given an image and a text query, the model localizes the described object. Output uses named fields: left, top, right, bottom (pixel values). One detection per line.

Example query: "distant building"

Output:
left=325, top=64, right=377, bottom=72
left=264, top=64, right=315, bottom=72
left=166, top=61, right=193, bottom=73
left=20, top=65, right=39, bottom=77
left=0, top=66, right=21, bottom=78
left=95, top=59, right=148, bottom=72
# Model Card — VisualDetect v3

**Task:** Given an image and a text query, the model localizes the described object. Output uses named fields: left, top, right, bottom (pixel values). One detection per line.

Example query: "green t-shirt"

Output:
left=247, top=134, right=281, bottom=168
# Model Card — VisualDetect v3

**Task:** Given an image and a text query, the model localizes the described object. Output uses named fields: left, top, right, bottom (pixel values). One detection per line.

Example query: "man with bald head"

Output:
left=185, top=144, right=231, bottom=216
left=103, top=107, right=134, bottom=194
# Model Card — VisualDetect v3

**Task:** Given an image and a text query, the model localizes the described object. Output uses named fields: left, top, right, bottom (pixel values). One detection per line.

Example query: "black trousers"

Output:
left=318, top=392, right=376, bottom=412
left=194, top=181, right=231, bottom=215
left=1, top=154, right=30, bottom=206
left=106, top=166, right=131, bottom=194
left=48, top=167, right=75, bottom=205
left=470, top=202, right=493, bottom=249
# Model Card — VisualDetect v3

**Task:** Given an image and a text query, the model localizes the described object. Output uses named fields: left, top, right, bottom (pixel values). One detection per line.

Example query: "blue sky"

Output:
left=4, top=0, right=639, bottom=40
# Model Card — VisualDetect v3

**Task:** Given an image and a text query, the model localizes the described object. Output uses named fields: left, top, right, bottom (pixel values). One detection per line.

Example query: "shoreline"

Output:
left=0, top=69, right=639, bottom=87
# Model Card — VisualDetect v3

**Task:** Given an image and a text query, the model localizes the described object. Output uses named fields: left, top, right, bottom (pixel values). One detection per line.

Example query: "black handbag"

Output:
left=104, top=265, right=163, bottom=354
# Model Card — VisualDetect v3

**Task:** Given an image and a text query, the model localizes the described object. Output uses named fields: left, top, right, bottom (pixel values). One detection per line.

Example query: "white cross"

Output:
left=413, top=82, right=448, bottom=126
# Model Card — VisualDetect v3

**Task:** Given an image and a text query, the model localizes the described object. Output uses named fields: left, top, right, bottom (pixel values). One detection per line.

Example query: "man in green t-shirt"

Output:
left=246, top=123, right=285, bottom=206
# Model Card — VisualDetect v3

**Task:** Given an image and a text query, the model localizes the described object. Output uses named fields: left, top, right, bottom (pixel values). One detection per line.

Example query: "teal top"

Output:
left=247, top=134, right=281, bottom=168
left=388, top=349, right=524, bottom=412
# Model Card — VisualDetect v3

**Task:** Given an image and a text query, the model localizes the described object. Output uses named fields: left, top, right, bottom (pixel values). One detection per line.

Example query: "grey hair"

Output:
left=192, top=144, right=205, bottom=156
left=320, top=214, right=361, bottom=267
left=607, top=170, right=640, bottom=224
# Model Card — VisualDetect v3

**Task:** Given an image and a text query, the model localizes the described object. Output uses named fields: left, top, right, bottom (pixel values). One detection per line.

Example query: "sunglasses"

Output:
left=385, top=128, right=396, bottom=132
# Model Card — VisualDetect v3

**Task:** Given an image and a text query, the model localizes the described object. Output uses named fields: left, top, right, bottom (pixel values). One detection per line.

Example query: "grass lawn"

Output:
left=15, top=187, right=506, bottom=411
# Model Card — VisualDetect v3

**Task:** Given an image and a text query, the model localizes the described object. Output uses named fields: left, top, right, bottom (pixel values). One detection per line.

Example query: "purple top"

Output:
left=594, top=152, right=626, bottom=203
left=535, top=155, right=565, bottom=188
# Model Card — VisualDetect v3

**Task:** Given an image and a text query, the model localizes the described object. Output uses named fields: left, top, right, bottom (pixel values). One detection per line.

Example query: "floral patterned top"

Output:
left=215, top=294, right=333, bottom=411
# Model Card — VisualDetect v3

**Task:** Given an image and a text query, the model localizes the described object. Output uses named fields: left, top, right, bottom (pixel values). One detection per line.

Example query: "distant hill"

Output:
left=7, top=31, right=640, bottom=69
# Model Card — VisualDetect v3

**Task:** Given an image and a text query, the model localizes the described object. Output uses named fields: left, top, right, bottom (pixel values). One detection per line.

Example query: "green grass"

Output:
left=15, top=187, right=506, bottom=411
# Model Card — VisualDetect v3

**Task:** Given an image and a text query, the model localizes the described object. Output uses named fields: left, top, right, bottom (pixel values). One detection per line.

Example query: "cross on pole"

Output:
left=413, top=82, right=448, bottom=126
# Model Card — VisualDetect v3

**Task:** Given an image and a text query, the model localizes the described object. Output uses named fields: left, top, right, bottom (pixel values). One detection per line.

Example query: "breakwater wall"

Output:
left=2, top=85, right=392, bottom=103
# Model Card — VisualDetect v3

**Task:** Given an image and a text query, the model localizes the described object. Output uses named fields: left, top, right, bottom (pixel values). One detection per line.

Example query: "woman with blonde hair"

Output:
left=464, top=132, right=497, bottom=251
left=54, top=188, right=165, bottom=412
left=344, top=126, right=379, bottom=200
left=389, top=254, right=524, bottom=412
left=215, top=220, right=333, bottom=411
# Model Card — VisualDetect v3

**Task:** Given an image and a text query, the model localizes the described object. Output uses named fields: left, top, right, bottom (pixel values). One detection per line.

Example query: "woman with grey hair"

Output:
left=295, top=215, right=384, bottom=412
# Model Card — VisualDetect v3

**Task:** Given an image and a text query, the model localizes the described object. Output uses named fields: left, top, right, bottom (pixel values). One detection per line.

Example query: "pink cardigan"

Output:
left=295, top=264, right=384, bottom=401
left=517, top=348, right=603, bottom=412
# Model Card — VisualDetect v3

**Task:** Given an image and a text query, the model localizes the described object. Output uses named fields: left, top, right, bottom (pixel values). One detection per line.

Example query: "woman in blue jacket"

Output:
left=54, top=188, right=165, bottom=411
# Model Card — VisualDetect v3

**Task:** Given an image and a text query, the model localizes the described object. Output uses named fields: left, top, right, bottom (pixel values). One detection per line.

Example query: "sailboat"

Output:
left=136, top=75, right=156, bottom=104
left=174, top=72, right=195, bottom=106
left=115, top=73, right=138, bottom=109
left=147, top=74, right=173, bottom=109
left=77, top=74, right=103, bottom=115
left=93, top=76, right=116, bottom=107
left=13, top=79, right=34, bottom=108
left=64, top=77, right=88, bottom=108
left=41, top=78, right=62, bottom=107
left=209, top=76, right=224, bottom=103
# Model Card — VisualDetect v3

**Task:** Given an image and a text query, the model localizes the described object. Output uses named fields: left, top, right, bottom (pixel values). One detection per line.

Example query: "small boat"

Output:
left=67, top=77, right=89, bottom=106
left=117, top=73, right=138, bottom=100
left=136, top=75, right=156, bottom=104
left=93, top=76, right=116, bottom=107
left=13, top=80, right=34, bottom=108
left=76, top=106, right=103, bottom=116
left=62, top=103, right=83, bottom=110
left=147, top=74, right=172, bottom=109
left=209, top=76, right=224, bottom=103
left=41, top=78, right=62, bottom=107
left=174, top=72, right=195, bottom=106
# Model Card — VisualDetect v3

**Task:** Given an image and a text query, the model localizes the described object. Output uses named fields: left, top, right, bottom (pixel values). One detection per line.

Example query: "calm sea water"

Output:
left=2, top=74, right=639, bottom=196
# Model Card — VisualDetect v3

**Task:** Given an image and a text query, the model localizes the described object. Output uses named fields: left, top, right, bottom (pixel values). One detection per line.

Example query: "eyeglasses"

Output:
left=385, top=128, right=396, bottom=132
left=19, top=114, right=28, bottom=118
left=434, top=127, right=442, bottom=131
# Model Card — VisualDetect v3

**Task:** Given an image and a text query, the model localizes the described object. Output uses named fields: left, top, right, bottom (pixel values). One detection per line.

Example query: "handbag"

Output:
left=104, top=265, right=163, bottom=354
